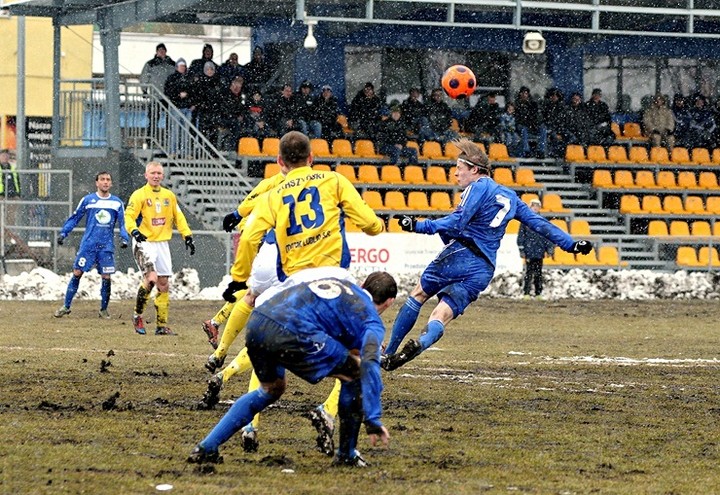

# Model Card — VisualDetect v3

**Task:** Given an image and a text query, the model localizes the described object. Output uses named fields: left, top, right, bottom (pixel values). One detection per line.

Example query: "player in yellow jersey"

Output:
left=125, top=161, right=195, bottom=335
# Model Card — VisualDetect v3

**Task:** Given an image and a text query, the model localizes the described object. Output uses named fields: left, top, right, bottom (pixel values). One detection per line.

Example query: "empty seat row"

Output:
left=567, top=144, right=720, bottom=166
left=611, top=122, right=647, bottom=142
left=593, top=169, right=720, bottom=190
left=519, top=193, right=570, bottom=214
left=506, top=217, right=590, bottom=235
left=648, top=220, right=720, bottom=237
left=676, top=246, right=720, bottom=268
left=545, top=245, right=628, bottom=267
left=620, top=194, right=720, bottom=215
left=493, top=167, right=540, bottom=188
left=361, top=190, right=457, bottom=212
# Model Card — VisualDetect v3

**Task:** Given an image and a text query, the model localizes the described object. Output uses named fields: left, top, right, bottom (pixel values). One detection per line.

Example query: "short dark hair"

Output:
left=279, top=131, right=310, bottom=166
left=95, top=171, right=112, bottom=181
left=156, top=43, right=166, bottom=51
left=362, top=271, right=397, bottom=305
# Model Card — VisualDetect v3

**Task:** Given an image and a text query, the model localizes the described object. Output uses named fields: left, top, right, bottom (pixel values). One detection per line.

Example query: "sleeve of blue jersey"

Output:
left=358, top=323, right=385, bottom=428
left=60, top=195, right=89, bottom=236
left=515, top=201, right=575, bottom=251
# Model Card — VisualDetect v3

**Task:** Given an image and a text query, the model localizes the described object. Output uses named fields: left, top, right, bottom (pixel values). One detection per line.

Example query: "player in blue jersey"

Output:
left=188, top=271, right=397, bottom=467
left=54, top=172, right=130, bottom=319
left=381, top=139, right=592, bottom=371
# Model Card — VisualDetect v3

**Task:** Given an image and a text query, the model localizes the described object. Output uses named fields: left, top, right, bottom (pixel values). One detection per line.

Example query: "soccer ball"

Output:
left=441, top=65, right=476, bottom=99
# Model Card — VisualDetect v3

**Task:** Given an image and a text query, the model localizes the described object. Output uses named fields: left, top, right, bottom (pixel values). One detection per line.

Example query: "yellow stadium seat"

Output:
left=553, top=249, right=578, bottom=265
left=623, top=122, right=647, bottom=141
left=650, top=146, right=672, bottom=164
left=713, top=148, right=720, bottom=165
left=332, top=139, right=354, bottom=158
left=335, top=164, right=357, bottom=183
left=357, top=165, right=380, bottom=183
left=586, top=145, right=609, bottom=163
left=614, top=170, right=635, bottom=188
left=403, top=165, right=428, bottom=184
left=698, top=171, right=719, bottom=189
left=698, top=246, right=720, bottom=267
left=354, top=139, right=383, bottom=158
left=677, top=171, right=698, bottom=189
left=592, top=170, right=614, bottom=188
left=361, top=190, right=384, bottom=210
left=656, top=171, right=677, bottom=189
left=380, top=165, right=404, bottom=184
left=444, top=141, right=461, bottom=159
left=238, top=137, right=262, bottom=156
left=310, top=138, right=335, bottom=158
left=406, top=141, right=420, bottom=153
left=671, top=147, right=691, bottom=165
left=647, top=220, right=668, bottom=236
left=384, top=191, right=408, bottom=210
left=576, top=247, right=602, bottom=266
left=421, top=141, right=444, bottom=160
left=430, top=191, right=453, bottom=211
left=565, top=144, right=587, bottom=162
left=489, top=143, right=514, bottom=161
left=505, top=219, right=521, bottom=234
left=634, top=170, right=657, bottom=189
left=312, top=164, right=331, bottom=172
left=493, top=168, right=514, bottom=186
left=570, top=219, right=591, bottom=236
left=684, top=196, right=706, bottom=214
left=407, top=191, right=431, bottom=211
left=608, top=145, right=631, bottom=163
left=714, top=222, right=720, bottom=237
left=264, top=162, right=281, bottom=179
left=515, top=168, right=537, bottom=187
left=521, top=193, right=540, bottom=205
left=387, top=218, right=403, bottom=233
left=619, top=195, right=642, bottom=214
left=669, top=220, right=690, bottom=236
left=541, top=193, right=569, bottom=213
left=692, top=148, right=711, bottom=165
left=691, top=220, right=711, bottom=236
left=598, top=246, right=627, bottom=266
left=706, top=196, right=720, bottom=215
left=550, top=218, right=568, bottom=232
left=262, top=137, right=280, bottom=156
left=611, top=122, right=623, bottom=139
left=629, top=146, right=650, bottom=164
left=641, top=195, right=663, bottom=213
left=662, top=195, right=685, bottom=214
left=474, top=142, right=487, bottom=154
left=426, top=166, right=449, bottom=185
left=676, top=246, right=701, bottom=268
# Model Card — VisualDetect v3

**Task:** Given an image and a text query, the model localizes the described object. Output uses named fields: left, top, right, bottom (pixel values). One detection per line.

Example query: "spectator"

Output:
left=246, top=90, right=273, bottom=140
left=643, top=93, right=676, bottom=151
left=671, top=94, right=692, bottom=148
left=313, top=85, right=342, bottom=141
left=163, top=58, right=195, bottom=156
left=400, top=87, right=425, bottom=137
left=464, top=92, right=501, bottom=143
left=565, top=92, right=590, bottom=146
left=220, top=76, right=251, bottom=151
left=418, top=88, right=458, bottom=144
left=294, top=80, right=321, bottom=138
left=514, top=86, right=541, bottom=158
left=539, top=87, right=567, bottom=158
left=349, top=82, right=384, bottom=140
left=687, top=94, right=716, bottom=150
left=194, top=61, right=226, bottom=147
left=266, top=83, right=305, bottom=136
left=0, top=149, right=20, bottom=225
left=218, top=52, right=244, bottom=87
left=517, top=198, right=554, bottom=299
left=140, top=42, right=176, bottom=92
left=244, top=47, right=272, bottom=93
left=189, top=44, right=219, bottom=80
left=378, top=106, right=419, bottom=165
left=584, top=88, right=614, bottom=146
left=498, top=102, right=520, bottom=156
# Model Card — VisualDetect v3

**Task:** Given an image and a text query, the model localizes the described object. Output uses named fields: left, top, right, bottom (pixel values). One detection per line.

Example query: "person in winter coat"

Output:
left=164, top=58, right=195, bottom=155
left=643, top=94, right=676, bottom=151
left=517, top=198, right=555, bottom=298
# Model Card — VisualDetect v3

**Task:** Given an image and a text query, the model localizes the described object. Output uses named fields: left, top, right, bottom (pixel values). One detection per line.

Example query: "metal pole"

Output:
left=52, top=20, right=61, bottom=150
left=17, top=16, right=26, bottom=170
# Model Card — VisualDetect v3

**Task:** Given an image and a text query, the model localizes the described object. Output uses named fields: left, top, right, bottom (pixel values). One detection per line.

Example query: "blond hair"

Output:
left=453, top=138, right=490, bottom=174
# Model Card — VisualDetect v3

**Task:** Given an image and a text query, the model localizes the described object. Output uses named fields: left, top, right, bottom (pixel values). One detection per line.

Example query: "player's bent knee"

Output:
left=263, top=378, right=286, bottom=398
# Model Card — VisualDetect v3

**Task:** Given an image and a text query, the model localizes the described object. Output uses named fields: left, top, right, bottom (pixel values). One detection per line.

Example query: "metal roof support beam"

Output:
left=99, top=26, right=122, bottom=151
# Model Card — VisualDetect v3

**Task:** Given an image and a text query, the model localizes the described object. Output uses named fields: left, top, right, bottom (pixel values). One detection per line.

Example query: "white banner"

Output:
left=346, top=233, right=523, bottom=275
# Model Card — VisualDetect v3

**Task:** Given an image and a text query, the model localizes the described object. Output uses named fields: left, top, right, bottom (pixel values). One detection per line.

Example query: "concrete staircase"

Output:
left=523, top=159, right=671, bottom=270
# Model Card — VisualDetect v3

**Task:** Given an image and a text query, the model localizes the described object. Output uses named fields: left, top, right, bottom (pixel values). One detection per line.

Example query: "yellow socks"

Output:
left=154, top=291, right=169, bottom=327
left=221, top=347, right=253, bottom=382
left=322, top=379, right=342, bottom=418
left=215, top=290, right=251, bottom=359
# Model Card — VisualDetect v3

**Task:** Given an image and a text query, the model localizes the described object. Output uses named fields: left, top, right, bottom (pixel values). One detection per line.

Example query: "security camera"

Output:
left=523, top=32, right=546, bottom=54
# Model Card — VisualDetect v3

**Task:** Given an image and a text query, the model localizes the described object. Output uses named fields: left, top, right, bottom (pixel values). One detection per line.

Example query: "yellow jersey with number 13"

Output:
left=232, top=166, right=384, bottom=282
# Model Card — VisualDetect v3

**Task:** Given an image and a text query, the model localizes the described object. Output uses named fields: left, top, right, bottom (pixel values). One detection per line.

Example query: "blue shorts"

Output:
left=74, top=246, right=116, bottom=274
left=246, top=312, right=349, bottom=385
left=420, top=241, right=494, bottom=318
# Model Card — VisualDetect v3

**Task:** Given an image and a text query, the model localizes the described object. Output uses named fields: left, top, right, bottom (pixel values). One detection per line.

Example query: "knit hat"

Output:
left=176, top=58, right=187, bottom=67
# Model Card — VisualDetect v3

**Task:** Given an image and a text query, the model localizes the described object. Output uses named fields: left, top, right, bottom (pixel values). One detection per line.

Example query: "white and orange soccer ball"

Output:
left=441, top=64, right=476, bottom=99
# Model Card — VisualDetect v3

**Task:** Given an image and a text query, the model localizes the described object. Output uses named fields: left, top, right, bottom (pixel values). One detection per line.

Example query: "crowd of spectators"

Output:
left=143, top=42, right=720, bottom=161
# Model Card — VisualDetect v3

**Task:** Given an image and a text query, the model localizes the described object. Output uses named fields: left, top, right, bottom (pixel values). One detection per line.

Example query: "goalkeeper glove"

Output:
left=131, top=229, right=147, bottom=243
left=222, top=211, right=242, bottom=233
left=571, top=240, right=592, bottom=255
left=185, top=236, right=196, bottom=256
left=398, top=215, right=416, bottom=232
left=223, top=280, right=248, bottom=302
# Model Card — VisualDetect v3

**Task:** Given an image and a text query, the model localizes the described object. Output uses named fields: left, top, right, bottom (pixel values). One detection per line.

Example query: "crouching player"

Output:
left=188, top=271, right=397, bottom=467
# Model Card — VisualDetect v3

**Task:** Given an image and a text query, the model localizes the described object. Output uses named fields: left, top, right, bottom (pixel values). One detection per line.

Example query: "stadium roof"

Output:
left=4, top=0, right=720, bottom=38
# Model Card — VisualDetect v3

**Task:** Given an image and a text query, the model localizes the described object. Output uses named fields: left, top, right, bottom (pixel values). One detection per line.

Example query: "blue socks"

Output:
left=385, top=298, right=422, bottom=354
left=100, top=278, right=111, bottom=311
left=200, top=387, right=276, bottom=452
left=337, top=381, right=362, bottom=458
left=419, top=320, right=445, bottom=351
left=64, top=274, right=81, bottom=309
